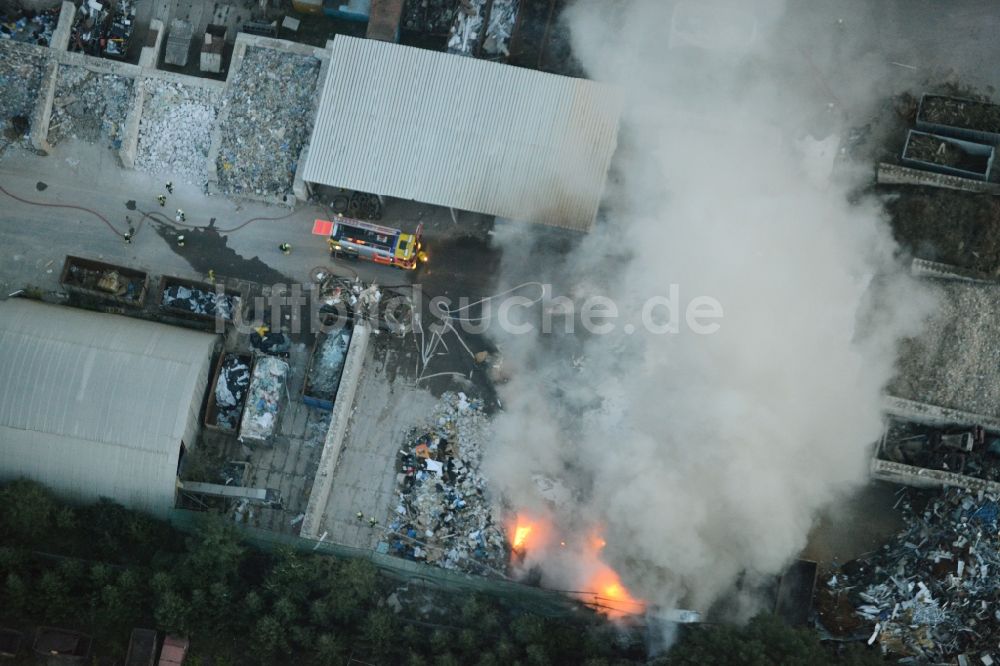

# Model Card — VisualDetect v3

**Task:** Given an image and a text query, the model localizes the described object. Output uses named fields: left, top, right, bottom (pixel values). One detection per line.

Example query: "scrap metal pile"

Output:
left=49, top=65, right=134, bottom=148
left=239, top=355, right=289, bottom=443
left=136, top=79, right=220, bottom=183
left=388, top=392, right=508, bottom=575
left=0, top=42, right=46, bottom=137
left=215, top=46, right=320, bottom=199
left=0, top=8, right=58, bottom=45
left=880, top=420, right=1000, bottom=482
left=214, top=355, right=251, bottom=430
left=402, top=0, right=455, bottom=34
left=314, top=273, right=412, bottom=335
left=825, top=489, right=1000, bottom=662
left=102, top=0, right=136, bottom=59
left=448, top=0, right=485, bottom=56
left=162, top=284, right=240, bottom=319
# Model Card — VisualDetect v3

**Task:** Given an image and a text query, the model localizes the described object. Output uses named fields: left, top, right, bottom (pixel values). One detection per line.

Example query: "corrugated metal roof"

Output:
left=0, top=300, right=216, bottom=515
left=303, top=36, right=621, bottom=231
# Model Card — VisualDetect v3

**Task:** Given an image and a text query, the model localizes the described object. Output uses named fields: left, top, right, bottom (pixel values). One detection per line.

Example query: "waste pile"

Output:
left=64, top=264, right=143, bottom=302
left=448, top=0, right=485, bottom=56
left=824, top=489, right=1000, bottom=662
left=314, top=273, right=412, bottom=335
left=215, top=46, right=320, bottom=199
left=49, top=65, right=134, bottom=148
left=483, top=0, right=518, bottom=58
left=250, top=329, right=291, bottom=354
left=70, top=0, right=109, bottom=56
left=162, top=284, right=240, bottom=320
left=103, top=0, right=135, bottom=59
left=402, top=0, right=454, bottom=34
left=880, top=419, right=1000, bottom=482
left=214, top=355, right=252, bottom=430
left=0, top=42, right=46, bottom=135
left=305, top=326, right=351, bottom=402
left=388, top=391, right=508, bottom=575
left=239, top=355, right=289, bottom=444
left=136, top=79, right=220, bottom=183
left=0, top=8, right=58, bottom=45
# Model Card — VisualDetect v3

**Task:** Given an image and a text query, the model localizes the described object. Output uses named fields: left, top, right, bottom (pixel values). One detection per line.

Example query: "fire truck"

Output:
left=316, top=217, right=427, bottom=270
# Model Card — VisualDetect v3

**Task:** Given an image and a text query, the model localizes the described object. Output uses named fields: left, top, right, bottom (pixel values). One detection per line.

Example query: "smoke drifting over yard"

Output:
left=483, top=0, right=936, bottom=615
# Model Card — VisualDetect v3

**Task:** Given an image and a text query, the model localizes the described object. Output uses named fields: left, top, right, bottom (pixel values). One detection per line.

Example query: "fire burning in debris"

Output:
left=509, top=514, right=645, bottom=618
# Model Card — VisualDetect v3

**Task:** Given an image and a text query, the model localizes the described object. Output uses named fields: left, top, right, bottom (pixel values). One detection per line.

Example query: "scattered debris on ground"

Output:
left=239, top=355, right=290, bottom=444
left=0, top=7, right=58, bottom=46
left=49, top=65, right=134, bottom=148
left=0, top=42, right=46, bottom=137
left=402, top=0, right=454, bottom=34
left=822, top=489, right=1000, bottom=663
left=388, top=391, right=508, bottom=575
left=161, top=284, right=240, bottom=319
left=216, top=46, right=319, bottom=199
left=214, top=354, right=252, bottom=431
left=136, top=79, right=220, bottom=183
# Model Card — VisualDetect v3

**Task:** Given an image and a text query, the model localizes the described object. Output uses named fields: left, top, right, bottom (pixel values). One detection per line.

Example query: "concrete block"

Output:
left=138, top=19, right=165, bottom=69
left=119, top=76, right=147, bottom=169
left=30, top=59, right=58, bottom=152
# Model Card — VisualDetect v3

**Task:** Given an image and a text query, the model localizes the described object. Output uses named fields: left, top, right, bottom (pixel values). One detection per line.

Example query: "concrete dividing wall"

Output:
left=139, top=19, right=166, bottom=69
left=30, top=59, right=59, bottom=152
left=51, top=1, right=75, bottom=52
left=301, top=322, right=371, bottom=540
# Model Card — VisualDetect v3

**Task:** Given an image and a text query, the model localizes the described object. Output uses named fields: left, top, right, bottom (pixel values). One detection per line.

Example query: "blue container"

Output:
left=916, top=93, right=1000, bottom=146
left=902, top=129, right=995, bottom=181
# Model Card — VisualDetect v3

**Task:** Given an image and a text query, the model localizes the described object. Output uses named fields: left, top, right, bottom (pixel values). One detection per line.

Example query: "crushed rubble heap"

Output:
left=402, top=0, right=455, bottom=34
left=905, top=133, right=989, bottom=173
left=389, top=392, right=508, bottom=575
left=889, top=282, right=1000, bottom=419
left=826, top=489, right=1000, bottom=662
left=0, top=8, right=58, bottom=45
left=483, top=0, right=518, bottom=58
left=239, top=355, right=289, bottom=443
left=49, top=65, right=134, bottom=147
left=136, top=79, right=220, bottom=183
left=214, top=355, right=252, bottom=430
left=162, top=284, right=240, bottom=319
left=880, top=419, right=1000, bottom=482
left=306, top=327, right=351, bottom=401
left=448, top=0, right=485, bottom=55
left=922, top=95, right=1000, bottom=133
left=64, top=264, right=143, bottom=302
left=0, top=42, right=46, bottom=134
left=216, top=46, right=320, bottom=199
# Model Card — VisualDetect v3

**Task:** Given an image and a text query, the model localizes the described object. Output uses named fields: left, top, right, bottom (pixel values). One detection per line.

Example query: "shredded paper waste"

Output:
left=388, top=392, right=508, bottom=575
left=825, top=489, right=1000, bottom=663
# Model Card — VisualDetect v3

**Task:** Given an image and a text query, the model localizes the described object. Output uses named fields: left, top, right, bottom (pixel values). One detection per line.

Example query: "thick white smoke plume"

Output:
left=483, top=0, right=936, bottom=615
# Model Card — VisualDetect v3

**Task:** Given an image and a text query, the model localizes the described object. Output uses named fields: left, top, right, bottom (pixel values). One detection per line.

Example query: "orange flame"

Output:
left=513, top=524, right=533, bottom=551
left=585, top=563, right=645, bottom=618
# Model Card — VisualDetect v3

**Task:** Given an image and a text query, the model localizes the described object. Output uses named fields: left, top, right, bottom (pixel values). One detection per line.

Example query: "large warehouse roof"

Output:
left=303, top=36, right=622, bottom=231
left=0, top=300, right=216, bottom=515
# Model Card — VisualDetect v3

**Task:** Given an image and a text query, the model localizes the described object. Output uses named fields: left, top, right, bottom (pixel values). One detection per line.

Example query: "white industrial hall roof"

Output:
left=303, top=36, right=622, bottom=232
left=0, top=300, right=216, bottom=515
